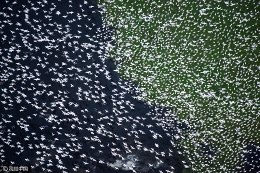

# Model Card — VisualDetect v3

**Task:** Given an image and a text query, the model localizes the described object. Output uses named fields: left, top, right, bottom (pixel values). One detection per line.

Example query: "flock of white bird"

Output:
left=100, top=0, right=260, bottom=172
left=0, top=0, right=259, bottom=172
left=0, top=0, right=191, bottom=173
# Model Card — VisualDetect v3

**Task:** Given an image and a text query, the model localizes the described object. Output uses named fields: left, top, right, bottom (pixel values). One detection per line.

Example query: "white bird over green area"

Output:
left=0, top=0, right=259, bottom=173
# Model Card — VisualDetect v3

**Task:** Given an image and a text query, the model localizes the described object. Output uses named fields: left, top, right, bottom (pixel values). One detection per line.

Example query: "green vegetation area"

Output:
left=97, top=0, right=259, bottom=172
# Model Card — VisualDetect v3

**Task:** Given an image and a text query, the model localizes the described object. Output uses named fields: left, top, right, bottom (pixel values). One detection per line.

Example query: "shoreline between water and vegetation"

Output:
left=97, top=0, right=260, bottom=172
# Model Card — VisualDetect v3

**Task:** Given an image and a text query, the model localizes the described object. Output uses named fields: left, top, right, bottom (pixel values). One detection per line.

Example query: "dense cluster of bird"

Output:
left=0, top=0, right=259, bottom=172
left=0, top=0, right=191, bottom=173
left=100, top=0, right=260, bottom=172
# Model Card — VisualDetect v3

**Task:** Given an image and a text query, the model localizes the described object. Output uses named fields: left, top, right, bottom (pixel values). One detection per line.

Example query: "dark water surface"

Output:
left=0, top=0, right=188, bottom=172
